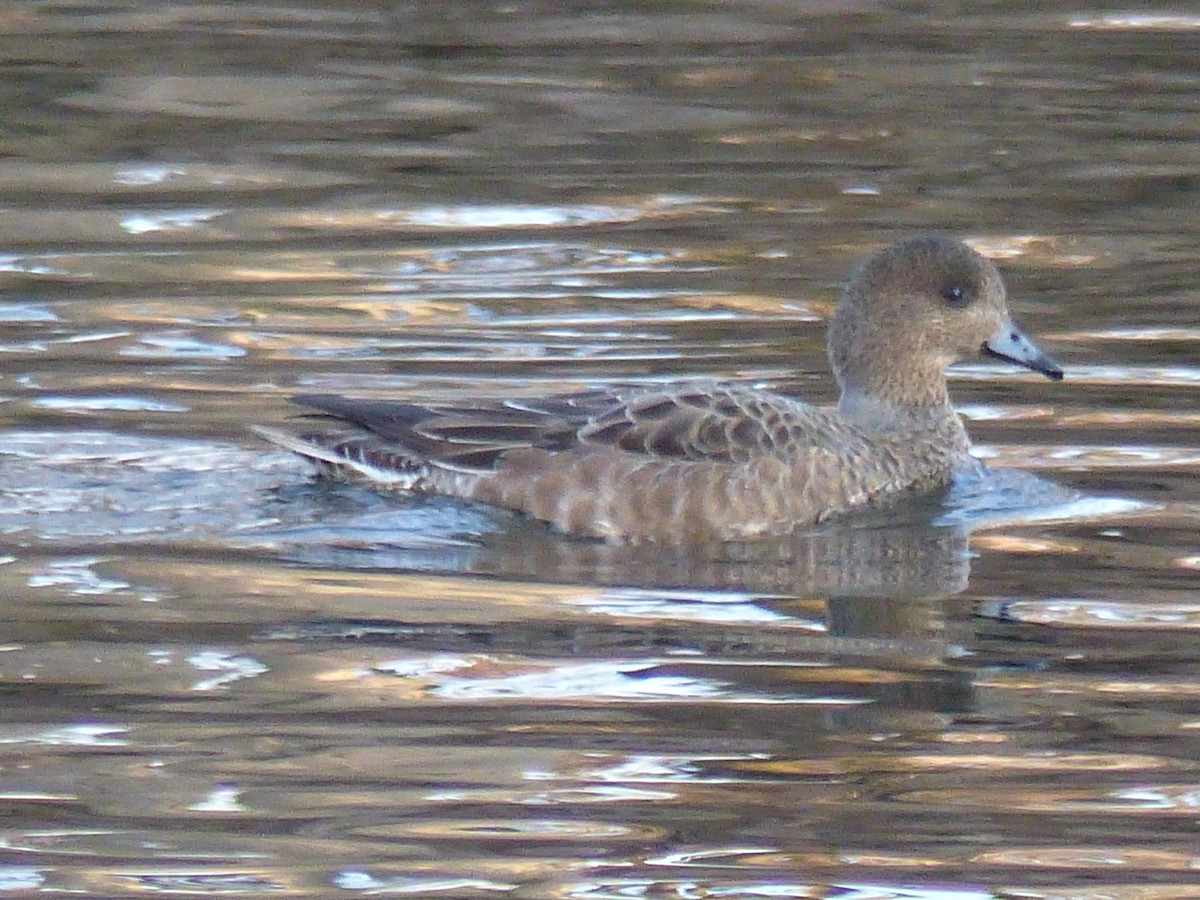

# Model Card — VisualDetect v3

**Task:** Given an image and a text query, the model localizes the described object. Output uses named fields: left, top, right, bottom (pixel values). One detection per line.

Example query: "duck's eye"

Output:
left=942, top=284, right=970, bottom=307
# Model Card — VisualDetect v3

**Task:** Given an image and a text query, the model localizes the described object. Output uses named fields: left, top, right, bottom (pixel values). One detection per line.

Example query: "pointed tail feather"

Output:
left=251, top=425, right=425, bottom=488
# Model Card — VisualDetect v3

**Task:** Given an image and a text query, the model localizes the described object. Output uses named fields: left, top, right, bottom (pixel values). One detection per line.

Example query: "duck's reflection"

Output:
left=259, top=467, right=1115, bottom=741
left=264, top=486, right=972, bottom=710
left=270, top=482, right=970, bottom=602
left=477, top=507, right=970, bottom=602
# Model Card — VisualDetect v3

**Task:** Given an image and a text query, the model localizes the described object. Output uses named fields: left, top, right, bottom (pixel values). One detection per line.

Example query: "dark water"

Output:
left=2, top=3, right=1200, bottom=897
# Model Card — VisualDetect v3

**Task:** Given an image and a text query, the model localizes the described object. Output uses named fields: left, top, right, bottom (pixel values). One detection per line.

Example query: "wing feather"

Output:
left=287, top=383, right=838, bottom=476
left=576, top=384, right=828, bottom=463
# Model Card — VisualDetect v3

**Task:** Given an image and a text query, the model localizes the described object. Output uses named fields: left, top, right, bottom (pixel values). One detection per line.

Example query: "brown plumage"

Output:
left=255, top=236, right=1063, bottom=543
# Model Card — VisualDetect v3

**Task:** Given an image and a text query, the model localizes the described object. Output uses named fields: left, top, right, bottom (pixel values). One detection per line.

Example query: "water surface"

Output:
left=1, top=3, right=1200, bottom=898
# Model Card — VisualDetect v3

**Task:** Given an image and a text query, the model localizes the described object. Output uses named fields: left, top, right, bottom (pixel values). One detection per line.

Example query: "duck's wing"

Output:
left=275, top=390, right=607, bottom=474
left=270, top=383, right=828, bottom=476
left=576, top=383, right=826, bottom=463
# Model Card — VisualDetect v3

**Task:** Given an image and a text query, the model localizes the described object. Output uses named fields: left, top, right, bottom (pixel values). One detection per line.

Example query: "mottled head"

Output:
left=828, top=236, right=1061, bottom=410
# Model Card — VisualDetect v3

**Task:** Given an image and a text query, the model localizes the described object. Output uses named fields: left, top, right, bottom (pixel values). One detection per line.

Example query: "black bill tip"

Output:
left=981, top=342, right=1064, bottom=381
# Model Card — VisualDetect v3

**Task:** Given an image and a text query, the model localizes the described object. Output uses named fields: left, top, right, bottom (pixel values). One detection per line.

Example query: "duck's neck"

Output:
left=838, top=389, right=972, bottom=463
left=834, top=352, right=954, bottom=409
left=837, top=386, right=966, bottom=439
left=838, top=388, right=948, bottom=419
left=840, top=372, right=950, bottom=415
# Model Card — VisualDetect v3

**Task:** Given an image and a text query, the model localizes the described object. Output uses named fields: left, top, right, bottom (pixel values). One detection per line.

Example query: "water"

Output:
left=1, top=3, right=1200, bottom=897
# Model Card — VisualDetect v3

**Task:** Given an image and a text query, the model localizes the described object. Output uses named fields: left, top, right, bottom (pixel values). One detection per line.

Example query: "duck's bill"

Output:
left=981, top=320, right=1064, bottom=381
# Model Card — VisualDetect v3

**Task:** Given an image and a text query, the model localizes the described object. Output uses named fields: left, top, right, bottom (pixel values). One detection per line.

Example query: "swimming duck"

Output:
left=256, top=235, right=1062, bottom=543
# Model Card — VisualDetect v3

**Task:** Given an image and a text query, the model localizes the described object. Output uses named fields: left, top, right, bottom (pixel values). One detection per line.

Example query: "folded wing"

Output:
left=285, top=382, right=825, bottom=474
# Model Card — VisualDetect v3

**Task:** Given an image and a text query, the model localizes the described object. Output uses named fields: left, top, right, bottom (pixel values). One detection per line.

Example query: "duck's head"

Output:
left=828, top=235, right=1062, bottom=410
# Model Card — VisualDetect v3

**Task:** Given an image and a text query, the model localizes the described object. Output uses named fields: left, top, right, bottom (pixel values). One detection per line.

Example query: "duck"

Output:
left=255, top=235, right=1063, bottom=543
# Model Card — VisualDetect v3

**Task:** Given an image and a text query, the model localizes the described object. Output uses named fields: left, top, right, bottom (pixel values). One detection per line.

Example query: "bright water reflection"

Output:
left=1, top=3, right=1200, bottom=898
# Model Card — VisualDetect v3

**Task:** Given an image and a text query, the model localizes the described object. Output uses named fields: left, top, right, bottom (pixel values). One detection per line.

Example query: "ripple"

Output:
left=126, top=873, right=285, bottom=894
left=120, top=332, right=246, bottom=359
left=989, top=599, right=1200, bottom=630
left=896, top=784, right=1200, bottom=813
left=977, top=672, right=1200, bottom=700
left=1057, top=411, right=1200, bottom=429
left=381, top=657, right=730, bottom=701
left=982, top=445, right=1200, bottom=470
left=568, top=879, right=996, bottom=900
left=964, top=234, right=1102, bottom=265
left=0, top=724, right=128, bottom=747
left=187, top=785, right=247, bottom=813
left=62, top=76, right=486, bottom=124
left=957, top=403, right=1058, bottom=423
left=943, top=495, right=1152, bottom=529
left=31, top=396, right=190, bottom=413
left=0, top=162, right=363, bottom=196
left=427, top=784, right=676, bottom=805
left=0, top=870, right=44, bottom=891
left=120, top=209, right=227, bottom=235
left=0, top=240, right=724, bottom=288
left=1057, top=365, right=1200, bottom=387
left=941, top=464, right=1146, bottom=529
left=335, top=872, right=518, bottom=894
left=978, top=846, right=1200, bottom=870
left=0, top=303, right=57, bottom=322
left=188, top=652, right=269, bottom=692
left=567, top=588, right=815, bottom=626
left=0, top=432, right=277, bottom=470
left=373, top=656, right=835, bottom=704
left=588, top=754, right=768, bottom=784
left=364, top=818, right=653, bottom=841
left=1069, top=15, right=1200, bottom=30
left=1064, top=326, right=1200, bottom=342
left=27, top=557, right=129, bottom=595
left=282, top=196, right=725, bottom=233
left=0, top=432, right=301, bottom=541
